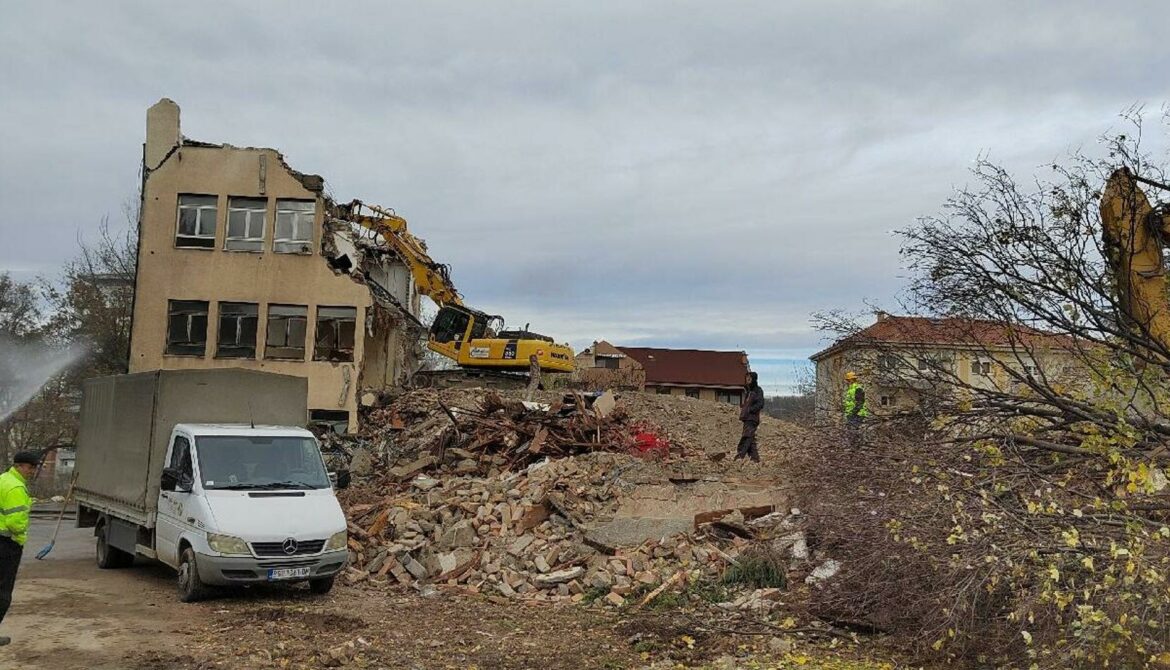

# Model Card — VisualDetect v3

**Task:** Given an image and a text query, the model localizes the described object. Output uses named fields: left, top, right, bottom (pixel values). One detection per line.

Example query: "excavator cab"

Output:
left=428, top=305, right=575, bottom=373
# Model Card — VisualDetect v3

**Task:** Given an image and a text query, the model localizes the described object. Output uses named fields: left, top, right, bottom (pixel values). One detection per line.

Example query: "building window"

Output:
left=225, top=197, right=267, bottom=252
left=216, top=302, right=259, bottom=358
left=274, top=200, right=315, bottom=253
left=656, top=387, right=672, bottom=395
left=266, top=304, right=308, bottom=360
left=716, top=390, right=742, bottom=405
left=972, top=360, right=991, bottom=375
left=176, top=195, right=217, bottom=248
left=685, top=388, right=700, bottom=399
left=917, top=355, right=949, bottom=372
left=314, top=306, right=357, bottom=362
left=595, top=357, right=619, bottom=370
left=881, top=395, right=893, bottom=407
left=310, top=410, right=350, bottom=435
left=877, top=354, right=902, bottom=371
left=166, top=300, right=209, bottom=356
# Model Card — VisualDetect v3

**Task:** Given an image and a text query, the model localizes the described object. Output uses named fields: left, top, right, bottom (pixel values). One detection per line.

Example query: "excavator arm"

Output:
left=335, top=200, right=463, bottom=307
left=1100, top=168, right=1170, bottom=353
left=330, top=200, right=575, bottom=374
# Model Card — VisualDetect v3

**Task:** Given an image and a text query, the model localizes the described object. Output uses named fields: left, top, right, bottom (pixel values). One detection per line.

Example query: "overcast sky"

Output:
left=2, top=2, right=1169, bottom=393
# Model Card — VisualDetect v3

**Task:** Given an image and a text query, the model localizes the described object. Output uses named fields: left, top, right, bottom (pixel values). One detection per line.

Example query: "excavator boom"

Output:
left=330, top=201, right=575, bottom=374
left=1100, top=168, right=1170, bottom=354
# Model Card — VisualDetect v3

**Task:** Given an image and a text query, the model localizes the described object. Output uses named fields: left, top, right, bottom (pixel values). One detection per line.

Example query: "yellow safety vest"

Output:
left=844, top=383, right=869, bottom=418
left=0, top=467, right=32, bottom=546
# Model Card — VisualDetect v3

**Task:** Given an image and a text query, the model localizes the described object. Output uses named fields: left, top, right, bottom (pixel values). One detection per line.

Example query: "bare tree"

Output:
left=792, top=111, right=1170, bottom=668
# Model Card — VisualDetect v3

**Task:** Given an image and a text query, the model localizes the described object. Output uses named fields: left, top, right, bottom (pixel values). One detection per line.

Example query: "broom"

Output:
left=35, top=473, right=76, bottom=560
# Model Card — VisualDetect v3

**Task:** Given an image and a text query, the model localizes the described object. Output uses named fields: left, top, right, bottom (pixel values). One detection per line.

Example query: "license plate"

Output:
left=267, top=567, right=311, bottom=581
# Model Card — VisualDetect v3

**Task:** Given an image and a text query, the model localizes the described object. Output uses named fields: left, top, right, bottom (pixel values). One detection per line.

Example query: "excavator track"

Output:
left=412, top=368, right=532, bottom=390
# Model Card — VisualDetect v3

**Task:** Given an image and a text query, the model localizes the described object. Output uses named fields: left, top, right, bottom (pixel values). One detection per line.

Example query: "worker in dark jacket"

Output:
left=735, top=372, right=765, bottom=463
left=0, top=451, right=39, bottom=646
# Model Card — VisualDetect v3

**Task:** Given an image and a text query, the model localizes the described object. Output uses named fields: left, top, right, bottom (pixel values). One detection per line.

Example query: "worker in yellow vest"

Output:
left=843, top=371, right=868, bottom=447
left=0, top=451, right=39, bottom=646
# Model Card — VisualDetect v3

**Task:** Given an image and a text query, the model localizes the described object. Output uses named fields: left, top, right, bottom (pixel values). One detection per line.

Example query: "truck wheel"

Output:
left=177, top=547, right=210, bottom=603
left=96, top=522, right=133, bottom=569
left=308, top=575, right=335, bottom=595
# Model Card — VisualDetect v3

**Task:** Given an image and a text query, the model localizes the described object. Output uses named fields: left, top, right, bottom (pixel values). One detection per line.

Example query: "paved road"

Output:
left=0, top=518, right=193, bottom=670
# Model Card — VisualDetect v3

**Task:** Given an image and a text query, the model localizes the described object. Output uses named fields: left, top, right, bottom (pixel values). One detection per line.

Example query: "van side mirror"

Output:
left=162, top=467, right=191, bottom=493
left=161, top=468, right=178, bottom=492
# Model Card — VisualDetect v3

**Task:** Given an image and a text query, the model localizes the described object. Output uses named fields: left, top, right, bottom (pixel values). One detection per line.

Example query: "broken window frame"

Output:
left=224, top=197, right=267, bottom=252
left=265, top=304, right=308, bottom=360
left=309, top=410, right=350, bottom=435
left=313, top=306, right=357, bottom=362
left=176, top=195, right=218, bottom=249
left=273, top=199, right=315, bottom=254
left=165, top=299, right=209, bottom=356
left=215, top=302, right=259, bottom=359
left=685, top=388, right=700, bottom=399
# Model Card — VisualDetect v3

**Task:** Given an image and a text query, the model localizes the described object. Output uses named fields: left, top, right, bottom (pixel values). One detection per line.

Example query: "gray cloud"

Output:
left=3, top=1, right=1169, bottom=380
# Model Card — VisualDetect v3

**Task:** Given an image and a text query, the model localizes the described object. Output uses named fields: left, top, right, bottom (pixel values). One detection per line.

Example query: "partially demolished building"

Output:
left=128, top=99, right=421, bottom=432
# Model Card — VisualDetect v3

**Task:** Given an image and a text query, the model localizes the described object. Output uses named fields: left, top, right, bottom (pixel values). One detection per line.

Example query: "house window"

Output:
left=716, top=390, right=742, bottom=405
left=1022, top=364, right=1036, bottom=376
left=656, top=387, right=672, bottom=395
left=685, top=388, right=700, bottom=399
left=266, top=304, right=308, bottom=360
left=274, top=200, right=315, bottom=253
left=216, top=302, right=259, bottom=358
left=881, top=395, right=893, bottom=407
left=972, top=360, right=991, bottom=375
left=166, top=300, right=209, bottom=356
left=595, top=357, right=619, bottom=370
left=917, top=355, right=949, bottom=371
left=225, top=197, right=267, bottom=252
left=314, top=306, right=357, bottom=362
left=176, top=195, right=217, bottom=248
left=877, top=354, right=902, bottom=371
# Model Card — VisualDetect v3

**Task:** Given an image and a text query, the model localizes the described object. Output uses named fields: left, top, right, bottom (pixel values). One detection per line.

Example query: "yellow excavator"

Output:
left=331, top=200, right=575, bottom=374
left=1100, top=168, right=1170, bottom=353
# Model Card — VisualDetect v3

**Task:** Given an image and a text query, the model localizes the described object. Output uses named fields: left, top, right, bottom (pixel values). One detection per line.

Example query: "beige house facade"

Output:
left=129, top=99, right=420, bottom=432
left=810, top=313, right=1081, bottom=424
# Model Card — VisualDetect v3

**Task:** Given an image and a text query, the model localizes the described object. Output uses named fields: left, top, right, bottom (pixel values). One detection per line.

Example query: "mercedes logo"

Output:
left=281, top=537, right=298, bottom=555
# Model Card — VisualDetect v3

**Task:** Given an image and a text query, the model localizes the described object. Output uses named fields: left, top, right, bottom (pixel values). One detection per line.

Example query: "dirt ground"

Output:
left=2, top=519, right=902, bottom=670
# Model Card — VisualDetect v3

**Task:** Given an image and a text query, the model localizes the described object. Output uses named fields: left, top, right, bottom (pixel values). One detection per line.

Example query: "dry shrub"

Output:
left=788, top=426, right=1170, bottom=668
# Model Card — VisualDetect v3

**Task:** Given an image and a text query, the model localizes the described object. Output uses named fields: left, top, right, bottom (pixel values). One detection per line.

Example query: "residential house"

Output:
left=128, top=99, right=421, bottom=432
left=810, top=312, right=1080, bottom=422
left=575, top=341, right=750, bottom=404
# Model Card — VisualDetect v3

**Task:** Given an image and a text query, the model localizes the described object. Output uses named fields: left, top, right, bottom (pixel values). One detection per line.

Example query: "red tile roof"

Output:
left=810, top=315, right=1077, bottom=361
left=618, top=347, right=749, bottom=388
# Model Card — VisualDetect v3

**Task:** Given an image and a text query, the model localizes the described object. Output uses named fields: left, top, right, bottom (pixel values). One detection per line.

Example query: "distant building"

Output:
left=128, top=99, right=422, bottom=432
left=810, top=312, right=1081, bottom=422
left=574, top=341, right=750, bottom=404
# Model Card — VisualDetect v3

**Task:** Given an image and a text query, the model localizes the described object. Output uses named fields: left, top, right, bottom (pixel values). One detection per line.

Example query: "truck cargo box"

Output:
left=75, top=369, right=308, bottom=527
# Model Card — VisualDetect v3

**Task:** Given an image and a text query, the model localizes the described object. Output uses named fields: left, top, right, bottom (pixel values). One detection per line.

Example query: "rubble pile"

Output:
left=357, top=388, right=669, bottom=478
left=337, top=387, right=831, bottom=609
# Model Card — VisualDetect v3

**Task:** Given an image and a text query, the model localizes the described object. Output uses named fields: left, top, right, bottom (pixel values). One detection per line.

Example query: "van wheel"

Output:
left=178, top=547, right=210, bottom=603
left=96, top=522, right=133, bottom=569
left=308, top=575, right=335, bottom=595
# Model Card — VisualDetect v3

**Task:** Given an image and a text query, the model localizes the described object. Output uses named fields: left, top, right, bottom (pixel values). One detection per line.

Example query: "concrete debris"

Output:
left=805, top=558, right=841, bottom=585
left=337, top=386, right=837, bottom=607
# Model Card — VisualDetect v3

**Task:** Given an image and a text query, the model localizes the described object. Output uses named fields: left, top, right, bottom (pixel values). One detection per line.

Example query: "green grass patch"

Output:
left=721, top=546, right=788, bottom=589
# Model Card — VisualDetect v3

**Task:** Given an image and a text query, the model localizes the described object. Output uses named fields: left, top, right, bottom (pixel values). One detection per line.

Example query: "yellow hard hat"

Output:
left=844, top=371, right=858, bottom=382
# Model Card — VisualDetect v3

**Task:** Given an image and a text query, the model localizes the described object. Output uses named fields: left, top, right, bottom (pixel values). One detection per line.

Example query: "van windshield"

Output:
left=196, top=436, right=330, bottom=490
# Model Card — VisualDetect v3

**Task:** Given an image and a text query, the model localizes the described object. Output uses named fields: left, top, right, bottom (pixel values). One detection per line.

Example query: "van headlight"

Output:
left=207, top=533, right=251, bottom=556
left=324, top=530, right=348, bottom=552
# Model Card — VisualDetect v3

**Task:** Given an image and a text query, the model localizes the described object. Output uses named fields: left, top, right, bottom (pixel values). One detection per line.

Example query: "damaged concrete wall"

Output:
left=129, top=98, right=420, bottom=432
